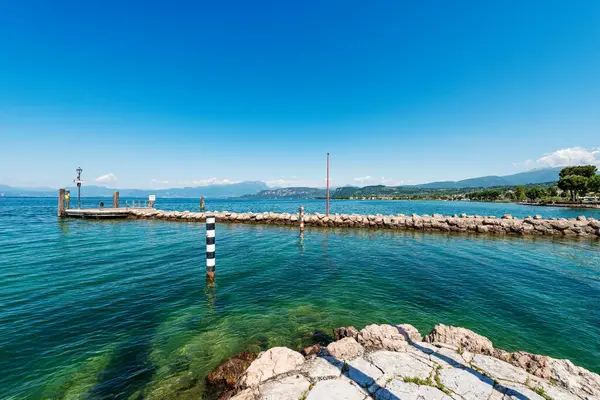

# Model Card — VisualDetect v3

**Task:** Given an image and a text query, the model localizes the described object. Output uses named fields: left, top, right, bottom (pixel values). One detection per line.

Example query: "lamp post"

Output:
left=74, top=167, right=83, bottom=209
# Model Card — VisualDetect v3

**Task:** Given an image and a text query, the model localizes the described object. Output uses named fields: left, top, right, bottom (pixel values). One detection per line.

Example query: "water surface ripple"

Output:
left=1, top=198, right=599, bottom=399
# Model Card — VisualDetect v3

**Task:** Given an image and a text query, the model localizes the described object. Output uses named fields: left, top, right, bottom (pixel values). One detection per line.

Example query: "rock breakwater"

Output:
left=215, top=323, right=600, bottom=400
left=129, top=209, right=600, bottom=239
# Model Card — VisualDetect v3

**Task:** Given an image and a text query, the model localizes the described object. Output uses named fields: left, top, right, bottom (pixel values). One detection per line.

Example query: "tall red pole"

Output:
left=326, top=152, right=330, bottom=216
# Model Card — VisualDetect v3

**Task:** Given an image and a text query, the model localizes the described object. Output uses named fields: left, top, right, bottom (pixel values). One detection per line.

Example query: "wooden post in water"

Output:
left=58, top=189, right=66, bottom=217
left=206, top=215, right=216, bottom=280
left=65, top=190, right=71, bottom=209
left=200, top=196, right=205, bottom=212
left=113, top=191, right=119, bottom=208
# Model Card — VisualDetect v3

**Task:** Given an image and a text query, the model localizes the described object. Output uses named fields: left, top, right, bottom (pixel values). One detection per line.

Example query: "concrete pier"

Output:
left=64, top=208, right=133, bottom=219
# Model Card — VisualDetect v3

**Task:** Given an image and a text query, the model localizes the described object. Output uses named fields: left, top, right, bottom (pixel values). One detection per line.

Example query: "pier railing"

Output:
left=124, top=200, right=152, bottom=209
left=65, top=199, right=153, bottom=209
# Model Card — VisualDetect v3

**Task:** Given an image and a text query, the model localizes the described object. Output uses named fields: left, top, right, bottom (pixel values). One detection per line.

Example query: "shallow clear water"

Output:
left=1, top=198, right=599, bottom=399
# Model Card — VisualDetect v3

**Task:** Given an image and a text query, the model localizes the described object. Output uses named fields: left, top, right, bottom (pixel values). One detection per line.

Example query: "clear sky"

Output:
left=1, top=1, right=599, bottom=189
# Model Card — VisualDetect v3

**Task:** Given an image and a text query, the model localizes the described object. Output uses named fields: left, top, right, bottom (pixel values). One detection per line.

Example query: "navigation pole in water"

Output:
left=326, top=153, right=330, bottom=216
left=206, top=215, right=216, bottom=280
left=74, top=167, right=83, bottom=209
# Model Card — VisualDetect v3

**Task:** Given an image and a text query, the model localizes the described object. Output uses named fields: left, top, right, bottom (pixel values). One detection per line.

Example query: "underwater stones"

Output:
left=424, top=324, right=494, bottom=355
left=300, top=344, right=324, bottom=357
left=333, top=326, right=359, bottom=341
left=207, top=352, right=257, bottom=390
left=238, top=347, right=305, bottom=388
left=326, top=337, right=364, bottom=360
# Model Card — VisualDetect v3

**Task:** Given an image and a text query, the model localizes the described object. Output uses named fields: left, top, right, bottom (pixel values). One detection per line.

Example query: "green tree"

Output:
left=588, top=174, right=600, bottom=194
left=486, top=190, right=502, bottom=201
left=559, top=165, right=598, bottom=178
left=526, top=187, right=545, bottom=201
left=549, top=186, right=558, bottom=197
left=558, top=175, right=576, bottom=201
left=558, top=175, right=589, bottom=201
left=514, top=186, right=526, bottom=201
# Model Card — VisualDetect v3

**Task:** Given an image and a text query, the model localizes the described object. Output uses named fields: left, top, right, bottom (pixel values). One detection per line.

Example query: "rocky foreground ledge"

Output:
left=129, top=209, right=600, bottom=239
left=207, top=324, right=600, bottom=400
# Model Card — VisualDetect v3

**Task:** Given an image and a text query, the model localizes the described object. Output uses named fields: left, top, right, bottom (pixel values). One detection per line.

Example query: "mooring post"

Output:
left=299, top=205, right=304, bottom=232
left=206, top=214, right=215, bottom=280
left=65, top=190, right=71, bottom=209
left=200, top=196, right=205, bottom=212
left=58, top=189, right=66, bottom=217
left=113, top=191, right=119, bottom=208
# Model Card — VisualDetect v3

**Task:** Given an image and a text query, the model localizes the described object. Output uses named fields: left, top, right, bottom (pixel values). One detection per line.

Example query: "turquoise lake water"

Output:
left=1, top=197, right=599, bottom=399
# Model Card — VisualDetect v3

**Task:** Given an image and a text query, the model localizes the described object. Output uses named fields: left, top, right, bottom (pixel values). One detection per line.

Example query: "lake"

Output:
left=1, top=197, right=599, bottom=399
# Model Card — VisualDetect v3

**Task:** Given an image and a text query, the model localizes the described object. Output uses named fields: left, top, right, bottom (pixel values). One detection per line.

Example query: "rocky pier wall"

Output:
left=129, top=209, right=600, bottom=239
left=208, top=323, right=600, bottom=400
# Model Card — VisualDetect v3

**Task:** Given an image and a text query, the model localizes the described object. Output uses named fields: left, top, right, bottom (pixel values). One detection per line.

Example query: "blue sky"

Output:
left=1, top=1, right=599, bottom=189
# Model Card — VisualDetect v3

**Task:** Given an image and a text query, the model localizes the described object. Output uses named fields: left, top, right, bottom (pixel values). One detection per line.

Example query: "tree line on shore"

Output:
left=335, top=166, right=600, bottom=203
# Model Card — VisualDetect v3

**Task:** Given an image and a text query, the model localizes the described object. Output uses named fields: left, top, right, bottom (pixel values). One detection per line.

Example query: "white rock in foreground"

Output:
left=327, top=337, right=364, bottom=360
left=375, top=379, right=452, bottom=400
left=225, top=323, right=598, bottom=400
left=238, top=347, right=305, bottom=388
left=306, top=379, right=368, bottom=400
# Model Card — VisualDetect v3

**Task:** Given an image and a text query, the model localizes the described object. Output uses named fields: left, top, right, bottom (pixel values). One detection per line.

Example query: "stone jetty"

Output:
left=212, top=323, right=600, bottom=400
left=129, top=209, right=600, bottom=239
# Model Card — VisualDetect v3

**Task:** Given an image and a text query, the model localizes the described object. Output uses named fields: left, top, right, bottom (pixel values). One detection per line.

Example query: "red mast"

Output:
left=326, top=152, right=330, bottom=215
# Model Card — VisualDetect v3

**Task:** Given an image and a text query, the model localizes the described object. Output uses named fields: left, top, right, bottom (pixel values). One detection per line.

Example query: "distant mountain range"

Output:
left=244, top=167, right=565, bottom=199
left=414, top=167, right=563, bottom=189
left=0, top=167, right=564, bottom=198
left=0, top=181, right=268, bottom=198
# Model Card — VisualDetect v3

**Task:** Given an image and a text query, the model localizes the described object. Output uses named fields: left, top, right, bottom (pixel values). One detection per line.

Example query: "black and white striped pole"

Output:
left=299, top=206, right=305, bottom=232
left=206, top=214, right=216, bottom=279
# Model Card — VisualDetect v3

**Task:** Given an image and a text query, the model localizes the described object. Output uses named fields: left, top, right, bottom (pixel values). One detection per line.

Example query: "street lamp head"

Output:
left=76, top=167, right=83, bottom=175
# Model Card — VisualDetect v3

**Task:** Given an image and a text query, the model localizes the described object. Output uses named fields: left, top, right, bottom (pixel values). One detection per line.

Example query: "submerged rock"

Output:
left=333, top=326, right=359, bottom=341
left=207, top=352, right=257, bottom=390
left=299, top=344, right=324, bottom=357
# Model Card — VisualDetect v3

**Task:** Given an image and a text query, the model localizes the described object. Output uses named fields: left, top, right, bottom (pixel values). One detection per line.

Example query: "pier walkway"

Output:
left=64, top=208, right=133, bottom=219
